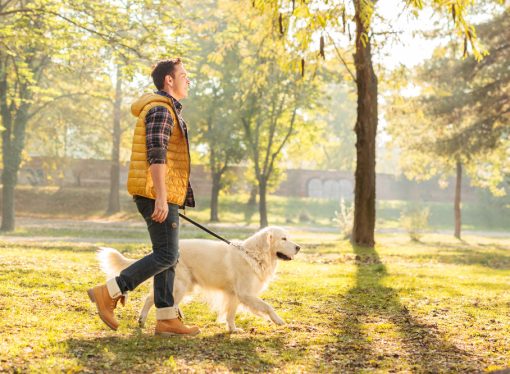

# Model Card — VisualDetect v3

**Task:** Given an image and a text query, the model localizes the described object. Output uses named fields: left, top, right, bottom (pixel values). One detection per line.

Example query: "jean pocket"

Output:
left=135, top=197, right=155, bottom=220
left=165, top=205, right=179, bottom=229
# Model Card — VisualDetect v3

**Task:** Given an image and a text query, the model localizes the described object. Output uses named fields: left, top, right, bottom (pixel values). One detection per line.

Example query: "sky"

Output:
left=373, top=0, right=441, bottom=69
left=371, top=0, right=501, bottom=69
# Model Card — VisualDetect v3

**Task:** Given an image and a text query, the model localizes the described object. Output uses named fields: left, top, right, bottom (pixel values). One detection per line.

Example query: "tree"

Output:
left=0, top=0, right=187, bottom=229
left=240, top=62, right=320, bottom=227
left=24, top=56, right=114, bottom=180
left=254, top=0, right=491, bottom=247
left=0, top=0, right=83, bottom=230
left=387, top=9, right=510, bottom=239
left=185, top=0, right=323, bottom=227
left=232, top=11, right=322, bottom=227
left=184, top=0, right=246, bottom=222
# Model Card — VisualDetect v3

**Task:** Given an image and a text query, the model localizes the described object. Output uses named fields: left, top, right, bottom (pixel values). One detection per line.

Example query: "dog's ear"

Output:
left=245, top=228, right=274, bottom=252
left=266, top=230, right=273, bottom=247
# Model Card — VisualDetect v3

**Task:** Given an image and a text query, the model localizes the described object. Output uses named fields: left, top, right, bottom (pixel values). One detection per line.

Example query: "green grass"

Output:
left=6, top=185, right=510, bottom=232
left=1, top=228, right=509, bottom=372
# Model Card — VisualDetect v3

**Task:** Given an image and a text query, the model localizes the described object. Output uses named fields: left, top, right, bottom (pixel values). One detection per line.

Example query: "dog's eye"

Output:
left=282, top=237, right=287, bottom=241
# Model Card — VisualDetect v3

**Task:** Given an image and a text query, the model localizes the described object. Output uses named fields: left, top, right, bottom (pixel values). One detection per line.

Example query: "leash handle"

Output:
left=178, top=213, right=231, bottom=245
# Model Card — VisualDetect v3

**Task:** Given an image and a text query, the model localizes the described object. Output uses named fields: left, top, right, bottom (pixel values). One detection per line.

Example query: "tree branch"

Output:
left=263, top=91, right=286, bottom=174
left=27, top=93, right=95, bottom=120
left=242, top=116, right=261, bottom=178
left=267, top=107, right=296, bottom=178
left=262, top=93, right=278, bottom=173
left=0, top=7, right=146, bottom=58
left=325, top=31, right=357, bottom=83
left=0, top=0, right=15, bottom=13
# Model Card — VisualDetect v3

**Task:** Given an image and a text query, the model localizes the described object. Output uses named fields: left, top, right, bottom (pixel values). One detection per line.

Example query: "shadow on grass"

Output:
left=65, top=330, right=283, bottom=372
left=412, top=241, right=510, bottom=270
left=323, top=245, right=482, bottom=372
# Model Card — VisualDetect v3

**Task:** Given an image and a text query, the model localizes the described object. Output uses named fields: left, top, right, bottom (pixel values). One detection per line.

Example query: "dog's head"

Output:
left=259, top=226, right=301, bottom=261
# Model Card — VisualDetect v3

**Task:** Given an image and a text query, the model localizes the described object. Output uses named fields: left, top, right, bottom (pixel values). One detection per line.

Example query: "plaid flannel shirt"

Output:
left=145, top=90, right=195, bottom=209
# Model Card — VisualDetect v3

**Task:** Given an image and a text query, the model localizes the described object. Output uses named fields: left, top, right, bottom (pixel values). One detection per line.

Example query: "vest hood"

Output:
left=131, top=93, right=173, bottom=117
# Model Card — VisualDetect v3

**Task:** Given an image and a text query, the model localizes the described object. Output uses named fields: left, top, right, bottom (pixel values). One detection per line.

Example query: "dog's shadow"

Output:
left=65, top=329, right=283, bottom=372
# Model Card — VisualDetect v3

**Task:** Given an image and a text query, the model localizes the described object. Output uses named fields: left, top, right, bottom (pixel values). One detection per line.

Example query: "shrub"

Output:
left=298, top=210, right=312, bottom=223
left=333, top=198, right=354, bottom=240
left=399, top=204, right=430, bottom=241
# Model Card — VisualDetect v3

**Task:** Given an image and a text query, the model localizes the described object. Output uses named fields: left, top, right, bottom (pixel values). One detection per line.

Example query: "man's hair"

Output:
left=151, top=58, right=182, bottom=90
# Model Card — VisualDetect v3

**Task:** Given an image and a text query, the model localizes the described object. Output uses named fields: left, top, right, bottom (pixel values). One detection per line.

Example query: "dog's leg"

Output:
left=138, top=291, right=154, bottom=328
left=138, top=273, right=189, bottom=328
left=225, top=295, right=242, bottom=333
left=238, top=294, right=285, bottom=326
left=172, top=279, right=187, bottom=305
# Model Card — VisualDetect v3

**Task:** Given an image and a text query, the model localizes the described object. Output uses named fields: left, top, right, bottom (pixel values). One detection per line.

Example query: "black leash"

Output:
left=178, top=213, right=232, bottom=245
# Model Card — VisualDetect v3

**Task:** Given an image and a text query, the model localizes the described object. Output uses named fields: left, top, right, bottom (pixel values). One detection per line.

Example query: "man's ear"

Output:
left=165, top=74, right=173, bottom=87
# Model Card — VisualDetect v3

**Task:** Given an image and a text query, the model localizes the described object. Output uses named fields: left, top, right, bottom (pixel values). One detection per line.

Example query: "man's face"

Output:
left=166, top=64, right=190, bottom=100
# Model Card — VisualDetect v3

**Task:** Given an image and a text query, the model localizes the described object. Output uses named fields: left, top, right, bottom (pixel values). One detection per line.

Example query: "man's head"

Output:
left=151, top=58, right=190, bottom=100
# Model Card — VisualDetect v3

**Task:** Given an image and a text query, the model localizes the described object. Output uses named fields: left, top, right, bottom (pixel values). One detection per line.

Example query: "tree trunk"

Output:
left=454, top=161, right=462, bottom=239
left=351, top=0, right=378, bottom=247
left=0, top=98, right=28, bottom=232
left=210, top=173, right=221, bottom=222
left=248, top=185, right=257, bottom=206
left=1, top=169, right=16, bottom=232
left=1, top=115, right=26, bottom=231
left=107, top=65, right=122, bottom=214
left=259, top=178, right=268, bottom=228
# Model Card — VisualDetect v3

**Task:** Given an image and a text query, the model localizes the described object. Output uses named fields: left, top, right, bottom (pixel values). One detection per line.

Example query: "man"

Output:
left=87, top=58, right=200, bottom=336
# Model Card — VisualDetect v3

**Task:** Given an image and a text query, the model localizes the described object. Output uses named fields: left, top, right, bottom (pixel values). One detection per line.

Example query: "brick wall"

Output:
left=9, top=157, right=482, bottom=202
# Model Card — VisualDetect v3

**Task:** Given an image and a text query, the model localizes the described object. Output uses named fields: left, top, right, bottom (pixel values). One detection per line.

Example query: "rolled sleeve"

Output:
left=145, top=106, right=174, bottom=165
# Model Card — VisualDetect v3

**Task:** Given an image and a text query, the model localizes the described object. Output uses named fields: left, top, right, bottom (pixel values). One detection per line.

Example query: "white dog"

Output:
left=97, top=226, right=301, bottom=332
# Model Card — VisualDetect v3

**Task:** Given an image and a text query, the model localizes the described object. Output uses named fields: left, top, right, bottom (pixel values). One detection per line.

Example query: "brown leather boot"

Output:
left=154, top=306, right=200, bottom=336
left=155, top=319, right=201, bottom=336
left=87, top=280, right=125, bottom=331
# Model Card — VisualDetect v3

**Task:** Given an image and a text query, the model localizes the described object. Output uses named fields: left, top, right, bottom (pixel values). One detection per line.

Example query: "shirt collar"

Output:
left=155, top=90, right=182, bottom=113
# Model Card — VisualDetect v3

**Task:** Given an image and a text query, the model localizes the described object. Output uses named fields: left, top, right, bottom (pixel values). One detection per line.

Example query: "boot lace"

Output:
left=111, top=294, right=126, bottom=310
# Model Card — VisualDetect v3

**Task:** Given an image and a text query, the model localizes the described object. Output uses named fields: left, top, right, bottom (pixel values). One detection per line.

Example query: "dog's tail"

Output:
left=97, top=247, right=136, bottom=278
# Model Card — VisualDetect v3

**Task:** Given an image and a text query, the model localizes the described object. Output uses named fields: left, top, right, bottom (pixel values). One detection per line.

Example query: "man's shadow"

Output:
left=323, top=244, right=483, bottom=372
left=66, top=329, right=283, bottom=372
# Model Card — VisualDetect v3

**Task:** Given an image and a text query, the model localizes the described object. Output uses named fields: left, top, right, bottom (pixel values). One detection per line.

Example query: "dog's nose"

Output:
left=295, top=245, right=301, bottom=252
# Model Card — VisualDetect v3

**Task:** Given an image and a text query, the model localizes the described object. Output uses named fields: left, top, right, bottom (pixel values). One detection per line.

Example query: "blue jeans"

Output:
left=115, top=195, right=179, bottom=308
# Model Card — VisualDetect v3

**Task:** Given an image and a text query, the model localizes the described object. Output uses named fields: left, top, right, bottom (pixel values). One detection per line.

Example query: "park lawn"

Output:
left=0, top=231, right=509, bottom=373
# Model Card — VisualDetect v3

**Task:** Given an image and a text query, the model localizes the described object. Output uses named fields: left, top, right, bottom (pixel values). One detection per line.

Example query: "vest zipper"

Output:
left=169, top=99, right=191, bottom=209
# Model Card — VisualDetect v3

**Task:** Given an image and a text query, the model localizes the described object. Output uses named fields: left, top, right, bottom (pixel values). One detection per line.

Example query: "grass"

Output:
left=4, top=185, right=510, bottom=232
left=1, top=226, right=510, bottom=372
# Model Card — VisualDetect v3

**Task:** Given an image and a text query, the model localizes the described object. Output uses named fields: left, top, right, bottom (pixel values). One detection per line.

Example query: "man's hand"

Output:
left=149, top=163, right=168, bottom=223
left=152, top=197, right=168, bottom=223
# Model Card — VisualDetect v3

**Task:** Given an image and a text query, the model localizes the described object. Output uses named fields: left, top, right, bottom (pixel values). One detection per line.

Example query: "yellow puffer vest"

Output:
left=127, top=93, right=190, bottom=205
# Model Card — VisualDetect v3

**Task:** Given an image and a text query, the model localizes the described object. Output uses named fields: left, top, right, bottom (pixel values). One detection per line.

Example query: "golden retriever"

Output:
left=97, top=226, right=301, bottom=332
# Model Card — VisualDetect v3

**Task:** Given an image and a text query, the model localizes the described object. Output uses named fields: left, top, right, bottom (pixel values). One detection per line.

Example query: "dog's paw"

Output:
left=228, top=327, right=245, bottom=334
left=272, top=315, right=285, bottom=325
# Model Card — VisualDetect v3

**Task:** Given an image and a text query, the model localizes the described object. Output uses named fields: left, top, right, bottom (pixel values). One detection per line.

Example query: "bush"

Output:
left=399, top=204, right=430, bottom=241
left=333, top=198, right=354, bottom=240
left=298, top=210, right=312, bottom=223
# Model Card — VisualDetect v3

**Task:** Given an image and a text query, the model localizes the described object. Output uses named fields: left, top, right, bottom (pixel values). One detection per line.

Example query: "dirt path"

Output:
left=0, top=216, right=507, bottom=244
